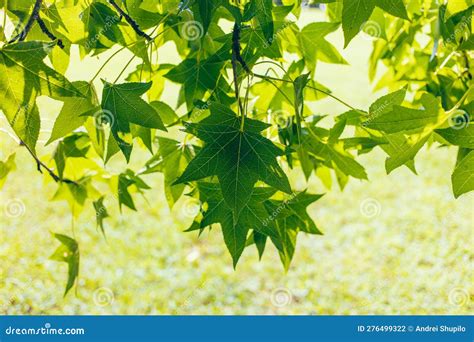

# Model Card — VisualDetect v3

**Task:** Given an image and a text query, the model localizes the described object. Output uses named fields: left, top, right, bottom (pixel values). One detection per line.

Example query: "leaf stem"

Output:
left=113, top=53, right=137, bottom=84
left=19, top=138, right=78, bottom=185
left=90, top=45, right=128, bottom=82
left=253, top=73, right=360, bottom=112
left=446, top=85, right=473, bottom=115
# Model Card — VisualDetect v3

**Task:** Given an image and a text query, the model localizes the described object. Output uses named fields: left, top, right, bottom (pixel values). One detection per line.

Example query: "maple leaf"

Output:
left=174, top=103, right=291, bottom=219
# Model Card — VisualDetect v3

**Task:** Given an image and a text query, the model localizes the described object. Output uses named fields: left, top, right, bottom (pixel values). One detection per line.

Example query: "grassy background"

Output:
left=0, top=10, right=473, bottom=315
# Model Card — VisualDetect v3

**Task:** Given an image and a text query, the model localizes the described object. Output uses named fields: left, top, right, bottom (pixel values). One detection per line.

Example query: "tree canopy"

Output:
left=0, top=0, right=472, bottom=294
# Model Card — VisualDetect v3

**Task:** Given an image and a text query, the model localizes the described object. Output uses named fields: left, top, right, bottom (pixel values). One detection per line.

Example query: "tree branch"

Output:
left=108, top=0, right=152, bottom=41
left=232, top=24, right=251, bottom=74
left=36, top=16, right=64, bottom=48
left=9, top=0, right=42, bottom=42
left=19, top=139, right=78, bottom=186
left=231, top=23, right=244, bottom=118
left=8, top=0, right=64, bottom=48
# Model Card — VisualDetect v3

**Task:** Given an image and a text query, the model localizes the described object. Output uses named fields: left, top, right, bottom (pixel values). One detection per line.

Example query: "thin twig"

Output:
left=36, top=16, right=64, bottom=48
left=108, top=0, right=152, bottom=41
left=19, top=139, right=78, bottom=185
left=447, top=85, right=473, bottom=115
left=8, top=0, right=64, bottom=48
left=231, top=23, right=245, bottom=119
left=9, top=0, right=42, bottom=42
left=253, top=72, right=362, bottom=112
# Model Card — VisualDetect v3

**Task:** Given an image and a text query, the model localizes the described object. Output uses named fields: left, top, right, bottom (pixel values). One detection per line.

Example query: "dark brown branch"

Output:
left=9, top=0, right=64, bottom=48
left=232, top=24, right=251, bottom=73
left=36, top=16, right=64, bottom=48
left=232, top=23, right=252, bottom=117
left=9, top=0, right=42, bottom=43
left=19, top=139, right=78, bottom=186
left=462, top=51, right=472, bottom=80
left=108, top=0, right=152, bottom=41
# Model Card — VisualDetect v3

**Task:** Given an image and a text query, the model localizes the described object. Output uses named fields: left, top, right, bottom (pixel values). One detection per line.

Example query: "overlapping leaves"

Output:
left=1, top=0, right=473, bottom=295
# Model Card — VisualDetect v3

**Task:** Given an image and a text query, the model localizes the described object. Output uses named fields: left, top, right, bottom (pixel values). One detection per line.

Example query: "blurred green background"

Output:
left=1, top=10, right=473, bottom=315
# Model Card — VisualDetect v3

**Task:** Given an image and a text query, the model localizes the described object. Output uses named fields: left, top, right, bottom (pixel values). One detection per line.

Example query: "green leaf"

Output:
left=376, top=0, right=409, bottom=20
left=175, top=103, right=291, bottom=219
left=342, top=0, right=376, bottom=47
left=81, top=2, right=123, bottom=52
left=369, top=87, right=407, bottom=116
left=117, top=170, right=151, bottom=211
left=272, top=220, right=297, bottom=271
left=364, top=93, right=443, bottom=133
left=445, top=0, right=473, bottom=20
left=265, top=192, right=324, bottom=270
left=268, top=192, right=324, bottom=235
left=452, top=150, right=474, bottom=197
left=0, top=41, right=82, bottom=151
left=101, top=81, right=167, bottom=161
left=196, top=182, right=277, bottom=266
left=255, top=0, right=274, bottom=43
left=299, top=22, right=347, bottom=72
left=379, top=133, right=417, bottom=173
left=141, top=137, right=195, bottom=207
left=125, top=0, right=164, bottom=29
left=150, top=101, right=179, bottom=125
left=0, top=153, right=16, bottom=189
left=50, top=233, right=80, bottom=296
left=195, top=0, right=222, bottom=34
left=436, top=124, right=474, bottom=149
left=303, top=128, right=368, bottom=180
left=48, top=81, right=97, bottom=144
left=93, top=197, right=109, bottom=238
left=242, top=0, right=258, bottom=22
left=253, top=231, right=267, bottom=260
left=385, top=133, right=430, bottom=173
left=165, top=56, right=225, bottom=109
left=342, top=0, right=409, bottom=46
